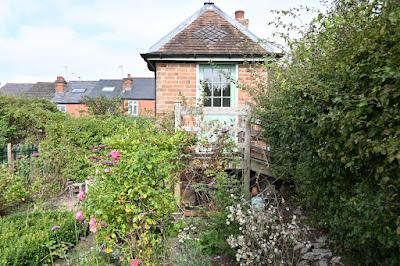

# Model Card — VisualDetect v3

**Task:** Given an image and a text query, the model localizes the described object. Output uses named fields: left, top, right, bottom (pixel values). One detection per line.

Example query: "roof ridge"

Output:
left=147, top=3, right=274, bottom=53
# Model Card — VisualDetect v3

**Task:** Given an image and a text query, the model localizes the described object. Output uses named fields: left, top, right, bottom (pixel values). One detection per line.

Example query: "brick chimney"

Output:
left=235, top=10, right=249, bottom=28
left=123, top=74, right=133, bottom=92
left=55, top=76, right=67, bottom=93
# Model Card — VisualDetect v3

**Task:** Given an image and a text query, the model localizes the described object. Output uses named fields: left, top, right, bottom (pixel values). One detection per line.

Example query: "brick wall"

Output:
left=155, top=62, right=266, bottom=115
left=122, top=100, right=156, bottom=117
left=66, top=104, right=88, bottom=117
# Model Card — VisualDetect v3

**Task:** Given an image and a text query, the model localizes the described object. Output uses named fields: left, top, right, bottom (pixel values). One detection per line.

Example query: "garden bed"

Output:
left=0, top=210, right=85, bottom=265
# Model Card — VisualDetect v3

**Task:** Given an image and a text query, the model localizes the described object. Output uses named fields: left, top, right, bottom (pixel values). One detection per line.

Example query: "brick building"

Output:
left=0, top=75, right=156, bottom=117
left=141, top=2, right=277, bottom=116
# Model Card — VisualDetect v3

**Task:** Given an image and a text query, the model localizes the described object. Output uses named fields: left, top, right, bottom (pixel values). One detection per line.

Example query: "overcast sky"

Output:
left=0, top=0, right=328, bottom=85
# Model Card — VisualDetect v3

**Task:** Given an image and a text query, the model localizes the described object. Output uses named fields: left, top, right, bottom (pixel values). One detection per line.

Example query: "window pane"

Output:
left=203, top=83, right=211, bottom=96
left=222, top=84, right=231, bottom=96
left=213, top=98, right=221, bottom=107
left=219, top=69, right=231, bottom=83
left=213, top=84, right=221, bottom=97
left=223, top=98, right=231, bottom=107
left=204, top=97, right=211, bottom=107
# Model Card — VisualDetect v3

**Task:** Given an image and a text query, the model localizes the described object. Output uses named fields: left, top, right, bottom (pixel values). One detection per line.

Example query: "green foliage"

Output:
left=39, top=115, right=138, bottom=182
left=256, top=0, right=400, bottom=264
left=83, top=121, right=194, bottom=263
left=0, top=96, right=60, bottom=146
left=170, top=240, right=212, bottom=266
left=0, top=210, right=85, bottom=265
left=199, top=172, right=240, bottom=256
left=83, top=96, right=123, bottom=116
left=0, top=164, right=29, bottom=213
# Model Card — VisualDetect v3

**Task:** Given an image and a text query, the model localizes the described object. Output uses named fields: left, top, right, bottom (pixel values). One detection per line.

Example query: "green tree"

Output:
left=256, top=0, right=400, bottom=264
left=83, top=96, right=123, bottom=116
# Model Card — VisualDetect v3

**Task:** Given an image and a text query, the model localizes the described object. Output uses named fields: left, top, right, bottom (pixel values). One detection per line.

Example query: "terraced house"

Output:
left=0, top=75, right=155, bottom=117
left=141, top=2, right=276, bottom=117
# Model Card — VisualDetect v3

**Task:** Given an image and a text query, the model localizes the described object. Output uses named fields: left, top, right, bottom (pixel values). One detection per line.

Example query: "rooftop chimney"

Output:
left=123, top=73, right=133, bottom=92
left=235, top=10, right=249, bottom=28
left=55, top=76, right=66, bottom=93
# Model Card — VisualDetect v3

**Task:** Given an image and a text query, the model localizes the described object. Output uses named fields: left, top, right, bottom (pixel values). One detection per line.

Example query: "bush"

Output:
left=83, top=121, right=194, bottom=263
left=0, top=96, right=60, bottom=146
left=0, top=210, right=85, bottom=265
left=0, top=164, right=29, bottom=213
left=39, top=115, right=139, bottom=182
left=256, top=0, right=400, bottom=264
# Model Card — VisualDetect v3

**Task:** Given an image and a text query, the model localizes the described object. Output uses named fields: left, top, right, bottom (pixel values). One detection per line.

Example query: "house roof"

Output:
left=52, top=81, right=97, bottom=104
left=1, top=77, right=156, bottom=103
left=25, top=82, right=55, bottom=100
left=121, top=78, right=156, bottom=100
left=142, top=2, right=275, bottom=64
left=0, top=83, right=34, bottom=96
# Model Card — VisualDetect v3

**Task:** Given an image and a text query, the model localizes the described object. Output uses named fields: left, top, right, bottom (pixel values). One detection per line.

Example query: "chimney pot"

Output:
left=235, top=10, right=249, bottom=28
left=235, top=10, right=245, bottom=20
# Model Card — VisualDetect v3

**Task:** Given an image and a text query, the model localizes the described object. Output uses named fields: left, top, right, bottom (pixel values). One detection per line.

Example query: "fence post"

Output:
left=243, top=106, right=251, bottom=200
left=7, top=143, right=13, bottom=171
left=174, top=102, right=182, bottom=206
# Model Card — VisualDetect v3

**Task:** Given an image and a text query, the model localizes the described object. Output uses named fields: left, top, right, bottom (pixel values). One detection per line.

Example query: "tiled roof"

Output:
left=144, top=3, right=273, bottom=57
left=25, top=82, right=54, bottom=100
left=121, top=78, right=155, bottom=100
left=52, top=81, right=97, bottom=104
left=86, top=79, right=123, bottom=99
left=0, top=83, right=34, bottom=96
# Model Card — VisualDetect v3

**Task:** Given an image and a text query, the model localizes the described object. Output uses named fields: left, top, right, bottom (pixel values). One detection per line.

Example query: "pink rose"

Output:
left=109, top=150, right=121, bottom=161
left=130, top=259, right=142, bottom=266
left=89, top=217, right=99, bottom=233
left=78, top=189, right=86, bottom=201
left=75, top=211, right=85, bottom=221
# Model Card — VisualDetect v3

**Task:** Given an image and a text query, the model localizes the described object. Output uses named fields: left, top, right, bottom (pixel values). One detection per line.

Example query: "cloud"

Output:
left=0, top=0, right=327, bottom=84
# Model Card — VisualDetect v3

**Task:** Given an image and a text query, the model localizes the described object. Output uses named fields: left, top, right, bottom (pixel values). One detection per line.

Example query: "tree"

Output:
left=256, top=0, right=400, bottom=264
left=83, top=96, right=123, bottom=116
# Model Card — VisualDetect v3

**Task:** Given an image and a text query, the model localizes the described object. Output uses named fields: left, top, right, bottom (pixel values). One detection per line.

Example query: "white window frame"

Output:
left=128, top=100, right=139, bottom=116
left=57, top=104, right=66, bottom=113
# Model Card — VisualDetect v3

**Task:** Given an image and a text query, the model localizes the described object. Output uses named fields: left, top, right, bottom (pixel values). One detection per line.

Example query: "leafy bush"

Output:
left=256, top=0, right=400, bottom=264
left=83, top=121, right=194, bottom=263
left=39, top=115, right=138, bottom=182
left=0, top=164, right=29, bottom=213
left=83, top=96, right=123, bottom=116
left=0, top=96, right=60, bottom=146
left=0, top=210, right=85, bottom=265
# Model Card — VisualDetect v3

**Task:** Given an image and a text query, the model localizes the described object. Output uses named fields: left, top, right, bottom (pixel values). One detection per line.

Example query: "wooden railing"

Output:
left=174, top=102, right=271, bottom=199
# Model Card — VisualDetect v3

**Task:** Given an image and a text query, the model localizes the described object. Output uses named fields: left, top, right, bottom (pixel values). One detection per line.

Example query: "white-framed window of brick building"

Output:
left=197, top=64, right=237, bottom=107
left=128, top=100, right=139, bottom=116
left=57, top=104, right=66, bottom=113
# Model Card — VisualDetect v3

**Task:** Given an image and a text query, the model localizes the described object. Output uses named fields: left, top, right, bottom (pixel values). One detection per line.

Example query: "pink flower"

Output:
left=109, top=150, right=121, bottom=161
left=75, top=211, right=85, bottom=221
left=78, top=189, right=86, bottom=201
left=104, top=168, right=112, bottom=173
left=89, top=217, right=99, bottom=233
left=130, top=259, right=142, bottom=266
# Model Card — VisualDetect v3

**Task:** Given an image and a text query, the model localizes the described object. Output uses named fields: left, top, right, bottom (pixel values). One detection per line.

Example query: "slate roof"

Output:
left=121, top=78, right=155, bottom=100
left=142, top=3, right=274, bottom=60
left=0, top=83, right=34, bottom=96
left=52, top=81, right=97, bottom=104
left=25, top=82, right=54, bottom=100
left=1, top=78, right=156, bottom=103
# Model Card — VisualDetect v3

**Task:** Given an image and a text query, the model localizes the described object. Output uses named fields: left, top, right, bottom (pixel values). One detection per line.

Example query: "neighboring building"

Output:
left=0, top=75, right=156, bottom=117
left=141, top=2, right=277, bottom=116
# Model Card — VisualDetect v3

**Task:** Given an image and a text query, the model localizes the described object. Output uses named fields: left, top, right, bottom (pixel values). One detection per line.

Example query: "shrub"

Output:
left=256, top=0, right=400, bottom=264
left=39, top=115, right=138, bottom=182
left=0, top=210, right=85, bottom=265
left=0, top=96, right=60, bottom=146
left=0, top=164, right=29, bottom=213
left=226, top=199, right=301, bottom=265
left=83, top=121, right=194, bottom=263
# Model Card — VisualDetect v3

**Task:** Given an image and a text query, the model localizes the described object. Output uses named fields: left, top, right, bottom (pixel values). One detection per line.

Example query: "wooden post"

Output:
left=7, top=143, right=13, bottom=171
left=174, top=102, right=182, bottom=206
left=243, top=106, right=251, bottom=200
left=174, top=102, right=182, bottom=133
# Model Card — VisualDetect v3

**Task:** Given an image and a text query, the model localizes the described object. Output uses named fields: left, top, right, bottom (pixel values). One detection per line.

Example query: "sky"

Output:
left=0, top=0, right=328, bottom=85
